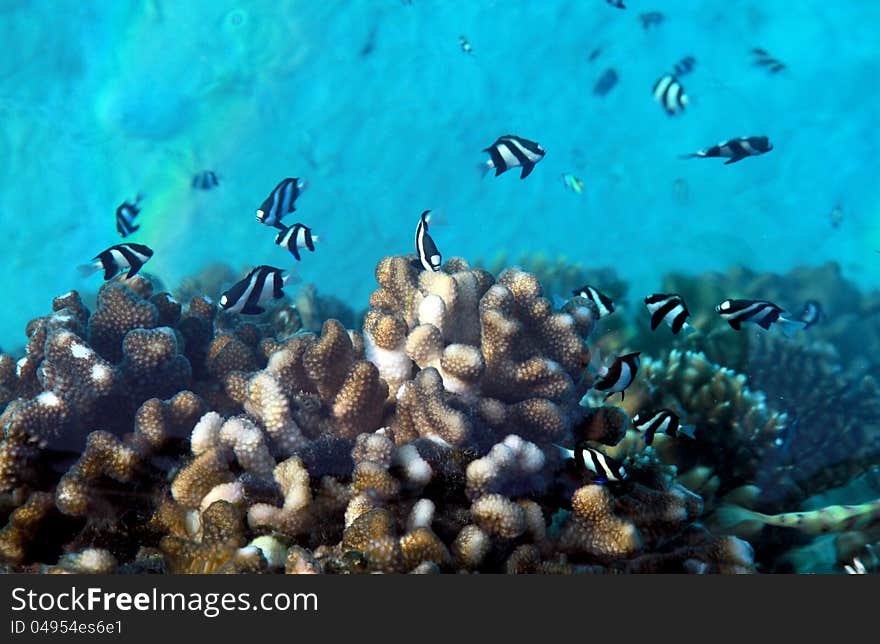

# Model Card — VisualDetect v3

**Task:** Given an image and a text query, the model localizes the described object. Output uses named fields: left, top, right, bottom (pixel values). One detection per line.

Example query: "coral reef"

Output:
left=4, top=255, right=877, bottom=574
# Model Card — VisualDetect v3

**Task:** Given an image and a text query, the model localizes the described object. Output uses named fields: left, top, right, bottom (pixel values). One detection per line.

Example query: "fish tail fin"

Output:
left=678, top=424, right=697, bottom=440
left=681, top=323, right=698, bottom=336
left=778, top=317, right=807, bottom=338
left=478, top=160, right=493, bottom=178
left=311, top=234, right=322, bottom=244
left=679, top=151, right=703, bottom=160
left=77, top=262, right=100, bottom=278
left=282, top=271, right=302, bottom=287
left=551, top=443, right=574, bottom=461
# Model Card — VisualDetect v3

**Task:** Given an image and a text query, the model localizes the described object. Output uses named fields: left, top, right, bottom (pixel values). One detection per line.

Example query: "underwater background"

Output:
left=0, top=0, right=878, bottom=574
left=2, top=0, right=879, bottom=344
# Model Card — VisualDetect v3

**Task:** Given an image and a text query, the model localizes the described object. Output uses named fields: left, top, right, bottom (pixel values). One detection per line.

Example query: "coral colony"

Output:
left=1, top=250, right=876, bottom=574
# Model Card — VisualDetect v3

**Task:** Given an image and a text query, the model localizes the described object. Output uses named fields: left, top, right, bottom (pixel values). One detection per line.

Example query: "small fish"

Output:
left=115, top=195, right=142, bottom=238
left=220, top=265, right=294, bottom=315
left=257, top=178, right=307, bottom=228
left=606, top=0, right=626, bottom=9
left=561, top=173, right=585, bottom=194
left=672, top=55, right=697, bottom=77
left=482, top=135, right=546, bottom=179
left=414, top=209, right=442, bottom=272
left=554, top=443, right=628, bottom=483
left=459, top=35, right=472, bottom=54
left=652, top=74, right=688, bottom=115
left=830, top=204, right=843, bottom=229
left=715, top=299, right=807, bottom=337
left=644, top=293, right=694, bottom=334
left=639, top=11, right=664, bottom=29
left=752, top=47, right=786, bottom=73
left=631, top=409, right=696, bottom=446
left=799, top=299, right=824, bottom=329
left=573, top=285, right=615, bottom=319
left=78, top=243, right=154, bottom=281
left=593, top=68, right=619, bottom=96
left=360, top=24, right=378, bottom=57
left=681, top=136, right=772, bottom=164
left=593, top=351, right=640, bottom=401
left=274, top=223, right=318, bottom=261
left=192, top=171, right=219, bottom=190
left=588, top=47, right=602, bottom=62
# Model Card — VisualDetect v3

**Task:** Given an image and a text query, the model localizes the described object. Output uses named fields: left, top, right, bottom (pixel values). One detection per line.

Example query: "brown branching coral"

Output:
left=366, top=256, right=593, bottom=449
left=0, top=491, right=54, bottom=564
left=55, top=431, right=139, bottom=516
left=6, top=253, right=865, bottom=575
left=88, top=279, right=159, bottom=363
left=559, top=484, right=641, bottom=558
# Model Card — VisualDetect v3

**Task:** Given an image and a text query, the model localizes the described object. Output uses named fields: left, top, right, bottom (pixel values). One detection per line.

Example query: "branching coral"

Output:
left=367, top=256, right=593, bottom=449
left=5, top=254, right=867, bottom=575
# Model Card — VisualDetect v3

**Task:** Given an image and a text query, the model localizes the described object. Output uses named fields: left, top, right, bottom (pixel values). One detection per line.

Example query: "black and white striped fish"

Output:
left=605, top=0, right=626, bottom=9
left=799, top=299, right=824, bottom=329
left=715, top=299, right=807, bottom=337
left=631, top=409, right=696, bottom=446
left=593, top=351, right=640, bottom=401
left=192, top=170, right=219, bottom=190
left=78, top=243, right=154, bottom=281
left=682, top=136, right=772, bottom=164
left=115, top=195, right=142, bottom=238
left=672, top=55, right=697, bottom=77
left=752, top=47, right=786, bottom=73
left=482, top=135, right=546, bottom=179
left=573, top=285, right=615, bottom=319
left=274, top=223, right=318, bottom=261
left=644, top=293, right=694, bottom=334
left=652, top=74, right=688, bottom=115
left=413, top=210, right=442, bottom=272
left=555, top=443, right=628, bottom=483
left=220, top=266, right=294, bottom=315
left=257, top=177, right=307, bottom=227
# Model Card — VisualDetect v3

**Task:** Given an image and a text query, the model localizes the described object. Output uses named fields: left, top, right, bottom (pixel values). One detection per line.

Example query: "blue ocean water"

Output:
left=1, top=1, right=880, bottom=576
left=0, top=0, right=877, bottom=343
